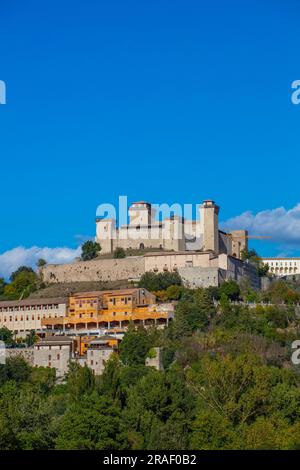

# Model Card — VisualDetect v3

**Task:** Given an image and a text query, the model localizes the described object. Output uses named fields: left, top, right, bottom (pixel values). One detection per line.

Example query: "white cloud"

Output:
left=221, top=203, right=300, bottom=249
left=0, top=246, right=82, bottom=280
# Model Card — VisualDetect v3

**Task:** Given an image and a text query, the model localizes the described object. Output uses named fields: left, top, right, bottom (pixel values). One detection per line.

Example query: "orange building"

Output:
left=41, top=288, right=173, bottom=333
left=75, top=334, right=119, bottom=356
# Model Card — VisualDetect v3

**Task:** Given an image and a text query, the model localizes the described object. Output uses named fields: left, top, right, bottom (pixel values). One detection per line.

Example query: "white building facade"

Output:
left=262, top=258, right=300, bottom=277
left=33, top=336, right=74, bottom=378
left=0, top=298, right=67, bottom=335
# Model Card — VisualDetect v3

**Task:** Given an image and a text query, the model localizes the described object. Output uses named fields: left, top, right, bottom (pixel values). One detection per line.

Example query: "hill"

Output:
left=29, top=280, right=135, bottom=299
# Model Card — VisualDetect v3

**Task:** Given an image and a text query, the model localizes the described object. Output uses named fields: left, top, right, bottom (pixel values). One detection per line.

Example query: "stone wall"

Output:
left=41, top=251, right=259, bottom=289
left=178, top=267, right=222, bottom=288
left=145, top=347, right=163, bottom=371
left=6, top=348, right=34, bottom=365
left=34, top=344, right=71, bottom=378
left=42, top=256, right=145, bottom=284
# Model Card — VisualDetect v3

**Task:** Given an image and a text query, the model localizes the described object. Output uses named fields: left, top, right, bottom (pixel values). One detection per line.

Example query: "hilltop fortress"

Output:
left=96, top=199, right=248, bottom=258
left=42, top=199, right=259, bottom=288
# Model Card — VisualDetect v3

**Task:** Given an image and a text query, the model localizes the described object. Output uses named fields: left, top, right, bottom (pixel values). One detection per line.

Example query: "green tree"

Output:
left=81, top=241, right=101, bottom=261
left=165, top=285, right=183, bottom=301
left=219, top=280, right=240, bottom=301
left=173, top=288, right=215, bottom=337
left=219, top=292, right=231, bottom=314
left=0, top=327, right=14, bottom=347
left=0, top=278, right=6, bottom=296
left=263, top=280, right=300, bottom=305
left=241, top=248, right=269, bottom=277
left=258, top=263, right=269, bottom=277
left=0, top=380, right=56, bottom=449
left=36, top=258, right=47, bottom=267
left=139, top=271, right=182, bottom=292
left=4, top=268, right=39, bottom=300
left=0, top=357, right=31, bottom=386
left=10, top=266, right=35, bottom=282
left=55, top=395, right=124, bottom=450
left=122, top=368, right=193, bottom=449
left=66, top=363, right=95, bottom=401
left=26, top=330, right=39, bottom=347
left=113, top=247, right=126, bottom=259
left=190, top=408, right=237, bottom=449
left=119, top=325, right=151, bottom=366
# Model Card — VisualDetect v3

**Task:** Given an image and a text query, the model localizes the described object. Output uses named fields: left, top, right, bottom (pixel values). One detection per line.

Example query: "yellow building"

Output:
left=75, top=334, right=119, bottom=356
left=41, top=288, right=173, bottom=333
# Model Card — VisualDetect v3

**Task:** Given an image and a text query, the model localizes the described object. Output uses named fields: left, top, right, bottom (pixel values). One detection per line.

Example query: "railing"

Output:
left=213, top=300, right=300, bottom=307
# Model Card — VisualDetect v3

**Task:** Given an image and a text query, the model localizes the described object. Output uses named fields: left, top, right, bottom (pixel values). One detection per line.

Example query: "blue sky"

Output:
left=0, top=0, right=300, bottom=276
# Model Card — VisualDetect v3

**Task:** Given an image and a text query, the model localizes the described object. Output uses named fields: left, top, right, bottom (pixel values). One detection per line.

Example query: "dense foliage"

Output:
left=0, top=267, right=40, bottom=301
left=81, top=241, right=102, bottom=261
left=1, top=279, right=300, bottom=450
left=241, top=248, right=269, bottom=277
left=113, top=247, right=126, bottom=259
left=138, top=271, right=182, bottom=292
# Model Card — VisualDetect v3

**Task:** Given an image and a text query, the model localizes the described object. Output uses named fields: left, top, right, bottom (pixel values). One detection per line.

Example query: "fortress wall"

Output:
left=144, top=252, right=213, bottom=272
left=178, top=267, right=221, bottom=288
left=41, top=257, right=145, bottom=284
left=41, top=252, right=259, bottom=289
left=6, top=348, right=34, bottom=365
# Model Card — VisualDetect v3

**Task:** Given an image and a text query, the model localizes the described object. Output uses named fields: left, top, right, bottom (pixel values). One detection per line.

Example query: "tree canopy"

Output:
left=81, top=241, right=102, bottom=261
left=0, top=278, right=299, bottom=449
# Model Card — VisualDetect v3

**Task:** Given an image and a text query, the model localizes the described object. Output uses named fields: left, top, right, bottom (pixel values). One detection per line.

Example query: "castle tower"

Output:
left=199, top=200, right=220, bottom=254
left=129, top=202, right=153, bottom=226
left=163, top=215, right=185, bottom=251
left=230, top=230, right=248, bottom=259
left=95, top=218, right=116, bottom=254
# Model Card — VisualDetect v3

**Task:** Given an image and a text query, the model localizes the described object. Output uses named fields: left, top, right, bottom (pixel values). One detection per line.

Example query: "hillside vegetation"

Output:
left=0, top=278, right=300, bottom=449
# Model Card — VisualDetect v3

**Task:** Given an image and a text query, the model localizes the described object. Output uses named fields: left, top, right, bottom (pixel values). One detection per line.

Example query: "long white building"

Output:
left=0, top=298, right=67, bottom=335
left=261, top=258, right=300, bottom=277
